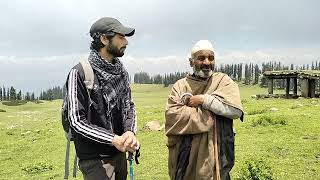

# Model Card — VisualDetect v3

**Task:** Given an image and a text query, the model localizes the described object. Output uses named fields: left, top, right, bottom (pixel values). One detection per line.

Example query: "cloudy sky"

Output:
left=0, top=0, right=320, bottom=94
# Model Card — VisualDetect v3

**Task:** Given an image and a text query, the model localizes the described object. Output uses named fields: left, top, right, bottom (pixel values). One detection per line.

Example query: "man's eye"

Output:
left=197, top=56, right=205, bottom=61
left=208, top=56, right=214, bottom=61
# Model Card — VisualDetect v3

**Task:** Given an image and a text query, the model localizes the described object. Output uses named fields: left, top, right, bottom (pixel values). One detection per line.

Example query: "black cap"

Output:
left=90, top=17, right=135, bottom=38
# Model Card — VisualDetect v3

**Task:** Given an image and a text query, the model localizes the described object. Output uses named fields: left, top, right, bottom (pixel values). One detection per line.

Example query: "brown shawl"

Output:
left=165, top=72, right=243, bottom=180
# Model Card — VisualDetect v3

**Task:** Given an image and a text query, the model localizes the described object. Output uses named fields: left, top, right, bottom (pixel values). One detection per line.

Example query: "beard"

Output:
left=106, top=43, right=125, bottom=57
left=193, top=65, right=214, bottom=78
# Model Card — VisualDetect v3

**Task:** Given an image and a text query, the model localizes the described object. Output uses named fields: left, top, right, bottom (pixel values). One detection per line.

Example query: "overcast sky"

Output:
left=1, top=0, right=320, bottom=94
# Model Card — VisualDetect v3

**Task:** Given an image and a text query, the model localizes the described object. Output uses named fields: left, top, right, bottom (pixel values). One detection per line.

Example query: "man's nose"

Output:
left=203, top=58, right=211, bottom=65
left=124, top=37, right=128, bottom=45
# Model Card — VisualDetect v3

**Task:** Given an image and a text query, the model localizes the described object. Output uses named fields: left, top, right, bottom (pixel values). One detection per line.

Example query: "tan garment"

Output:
left=165, top=73, right=243, bottom=180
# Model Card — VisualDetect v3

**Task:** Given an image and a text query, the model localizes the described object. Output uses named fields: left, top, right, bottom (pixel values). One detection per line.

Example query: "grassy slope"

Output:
left=0, top=84, right=319, bottom=179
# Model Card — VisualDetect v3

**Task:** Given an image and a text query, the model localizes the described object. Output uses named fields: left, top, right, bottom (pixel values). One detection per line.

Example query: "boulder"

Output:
left=145, top=121, right=164, bottom=131
left=270, top=107, right=278, bottom=112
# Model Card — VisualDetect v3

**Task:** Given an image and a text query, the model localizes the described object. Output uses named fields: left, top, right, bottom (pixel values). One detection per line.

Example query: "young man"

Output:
left=165, top=40, right=244, bottom=180
left=66, top=17, right=139, bottom=180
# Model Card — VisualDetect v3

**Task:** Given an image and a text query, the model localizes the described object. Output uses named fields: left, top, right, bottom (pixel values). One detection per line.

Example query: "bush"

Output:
left=241, top=99, right=248, bottom=104
left=2, top=100, right=27, bottom=106
left=252, top=115, right=287, bottom=127
left=22, top=162, right=53, bottom=174
left=237, top=159, right=274, bottom=180
left=34, top=100, right=44, bottom=104
left=247, top=108, right=267, bottom=115
left=0, top=109, right=6, bottom=112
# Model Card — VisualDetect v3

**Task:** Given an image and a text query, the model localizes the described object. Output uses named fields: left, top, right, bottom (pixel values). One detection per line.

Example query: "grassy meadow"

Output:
left=0, top=84, right=319, bottom=180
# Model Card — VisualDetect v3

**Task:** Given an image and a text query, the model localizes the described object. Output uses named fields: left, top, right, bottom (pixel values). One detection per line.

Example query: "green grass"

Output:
left=0, top=84, right=319, bottom=179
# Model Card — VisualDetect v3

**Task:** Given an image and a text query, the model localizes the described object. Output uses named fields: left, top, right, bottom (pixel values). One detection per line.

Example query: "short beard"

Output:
left=193, top=67, right=213, bottom=79
left=106, top=44, right=124, bottom=57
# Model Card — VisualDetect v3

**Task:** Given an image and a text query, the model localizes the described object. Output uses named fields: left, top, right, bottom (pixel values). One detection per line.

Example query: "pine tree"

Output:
left=0, top=87, right=2, bottom=101
left=7, top=88, right=10, bottom=101
left=237, top=63, right=242, bottom=82
left=31, top=93, right=35, bottom=101
left=244, top=64, right=250, bottom=85
left=9, top=86, right=16, bottom=100
left=17, top=90, right=22, bottom=100
left=254, top=64, right=260, bottom=85
left=290, top=64, right=294, bottom=70
left=25, top=92, right=30, bottom=101
left=3, top=87, right=6, bottom=100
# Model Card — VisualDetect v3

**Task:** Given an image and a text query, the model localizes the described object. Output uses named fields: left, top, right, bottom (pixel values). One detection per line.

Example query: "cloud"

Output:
left=1, top=0, right=320, bottom=93
left=1, top=0, right=320, bottom=57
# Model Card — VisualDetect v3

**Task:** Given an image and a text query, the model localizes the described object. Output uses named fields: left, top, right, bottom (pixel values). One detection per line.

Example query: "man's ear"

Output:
left=100, top=35, right=109, bottom=46
left=189, top=58, right=194, bottom=67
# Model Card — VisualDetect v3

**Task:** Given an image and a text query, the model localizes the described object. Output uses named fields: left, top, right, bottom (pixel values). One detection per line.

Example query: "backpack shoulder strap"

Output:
left=80, top=59, right=94, bottom=90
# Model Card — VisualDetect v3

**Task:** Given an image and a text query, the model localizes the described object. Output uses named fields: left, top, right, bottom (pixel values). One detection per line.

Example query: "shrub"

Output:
left=34, top=100, right=44, bottom=104
left=22, top=162, right=53, bottom=174
left=290, top=104, right=303, bottom=109
left=0, top=109, right=6, bottom=112
left=247, top=108, right=267, bottom=115
left=252, top=115, right=287, bottom=127
left=2, top=100, right=27, bottom=106
left=237, top=159, right=274, bottom=180
left=241, top=99, right=248, bottom=104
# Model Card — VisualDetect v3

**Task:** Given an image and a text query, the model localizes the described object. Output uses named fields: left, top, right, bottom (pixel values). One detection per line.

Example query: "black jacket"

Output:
left=66, top=63, right=137, bottom=160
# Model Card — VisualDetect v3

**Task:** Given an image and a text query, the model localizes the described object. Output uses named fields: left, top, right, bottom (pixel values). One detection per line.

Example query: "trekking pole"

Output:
left=128, top=152, right=134, bottom=180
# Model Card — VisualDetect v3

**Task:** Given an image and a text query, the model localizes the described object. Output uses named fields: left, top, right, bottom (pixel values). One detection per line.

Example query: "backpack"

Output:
left=61, top=59, right=94, bottom=179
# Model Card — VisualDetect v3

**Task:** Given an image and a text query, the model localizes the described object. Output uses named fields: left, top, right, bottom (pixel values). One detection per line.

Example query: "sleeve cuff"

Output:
left=202, top=94, right=214, bottom=110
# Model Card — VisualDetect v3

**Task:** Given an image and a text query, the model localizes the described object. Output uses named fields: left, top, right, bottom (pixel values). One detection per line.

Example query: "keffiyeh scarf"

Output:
left=88, top=50, right=131, bottom=122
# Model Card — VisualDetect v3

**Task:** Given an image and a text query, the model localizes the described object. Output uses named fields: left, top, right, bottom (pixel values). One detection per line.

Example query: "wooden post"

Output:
left=268, top=78, right=273, bottom=94
left=286, top=78, right=290, bottom=97
left=301, top=78, right=309, bottom=97
left=309, top=79, right=316, bottom=98
left=293, top=78, right=298, bottom=96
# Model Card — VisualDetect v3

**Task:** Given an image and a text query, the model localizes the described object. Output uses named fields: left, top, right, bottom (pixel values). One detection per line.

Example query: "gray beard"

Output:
left=193, top=66, right=213, bottom=78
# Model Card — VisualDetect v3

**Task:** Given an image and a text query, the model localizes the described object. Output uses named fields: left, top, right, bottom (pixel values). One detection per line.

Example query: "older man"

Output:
left=165, top=40, right=244, bottom=180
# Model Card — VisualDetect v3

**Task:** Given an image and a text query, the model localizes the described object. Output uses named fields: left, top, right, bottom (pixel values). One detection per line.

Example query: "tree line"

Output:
left=134, top=72, right=188, bottom=87
left=134, top=61, right=320, bottom=89
left=0, top=86, right=26, bottom=101
left=1, top=61, right=320, bottom=102
left=0, top=86, right=65, bottom=102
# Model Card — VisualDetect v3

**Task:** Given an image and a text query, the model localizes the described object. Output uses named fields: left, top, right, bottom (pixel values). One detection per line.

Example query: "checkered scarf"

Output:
left=88, top=50, right=131, bottom=120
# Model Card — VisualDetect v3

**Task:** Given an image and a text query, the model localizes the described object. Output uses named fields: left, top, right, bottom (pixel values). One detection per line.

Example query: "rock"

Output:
left=21, top=131, right=31, bottom=136
left=270, top=107, right=278, bottom=112
left=7, top=124, right=19, bottom=129
left=145, top=121, right=164, bottom=131
left=311, top=101, right=317, bottom=104
left=251, top=95, right=257, bottom=98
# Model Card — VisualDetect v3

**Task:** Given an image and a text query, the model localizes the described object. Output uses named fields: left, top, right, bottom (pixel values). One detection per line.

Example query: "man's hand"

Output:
left=187, top=95, right=204, bottom=107
left=112, top=135, right=126, bottom=152
left=122, top=131, right=140, bottom=153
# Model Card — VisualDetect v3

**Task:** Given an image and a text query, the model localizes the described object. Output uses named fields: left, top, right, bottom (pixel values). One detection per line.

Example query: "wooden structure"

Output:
left=263, top=70, right=320, bottom=98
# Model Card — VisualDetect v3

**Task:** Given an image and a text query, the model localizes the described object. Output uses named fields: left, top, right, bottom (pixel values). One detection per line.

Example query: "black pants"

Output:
left=79, top=153, right=127, bottom=180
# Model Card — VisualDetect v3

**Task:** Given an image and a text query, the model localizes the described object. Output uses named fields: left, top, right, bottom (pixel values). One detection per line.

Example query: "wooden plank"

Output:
left=268, top=78, right=273, bottom=94
left=286, top=78, right=290, bottom=97
left=293, top=78, right=298, bottom=95
left=301, top=79, right=309, bottom=97
left=309, top=79, right=316, bottom=98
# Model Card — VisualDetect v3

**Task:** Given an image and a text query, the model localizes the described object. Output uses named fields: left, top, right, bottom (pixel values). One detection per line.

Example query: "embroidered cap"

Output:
left=191, top=40, right=215, bottom=55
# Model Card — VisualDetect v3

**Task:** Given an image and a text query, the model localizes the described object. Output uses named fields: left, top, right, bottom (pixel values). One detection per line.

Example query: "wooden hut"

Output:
left=263, top=70, right=320, bottom=98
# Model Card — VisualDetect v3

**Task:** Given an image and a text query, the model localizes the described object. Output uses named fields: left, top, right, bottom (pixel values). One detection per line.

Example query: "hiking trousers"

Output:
left=79, top=153, right=127, bottom=180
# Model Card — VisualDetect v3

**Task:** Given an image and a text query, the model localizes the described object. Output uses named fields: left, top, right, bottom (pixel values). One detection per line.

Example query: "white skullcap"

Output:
left=191, top=40, right=214, bottom=55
